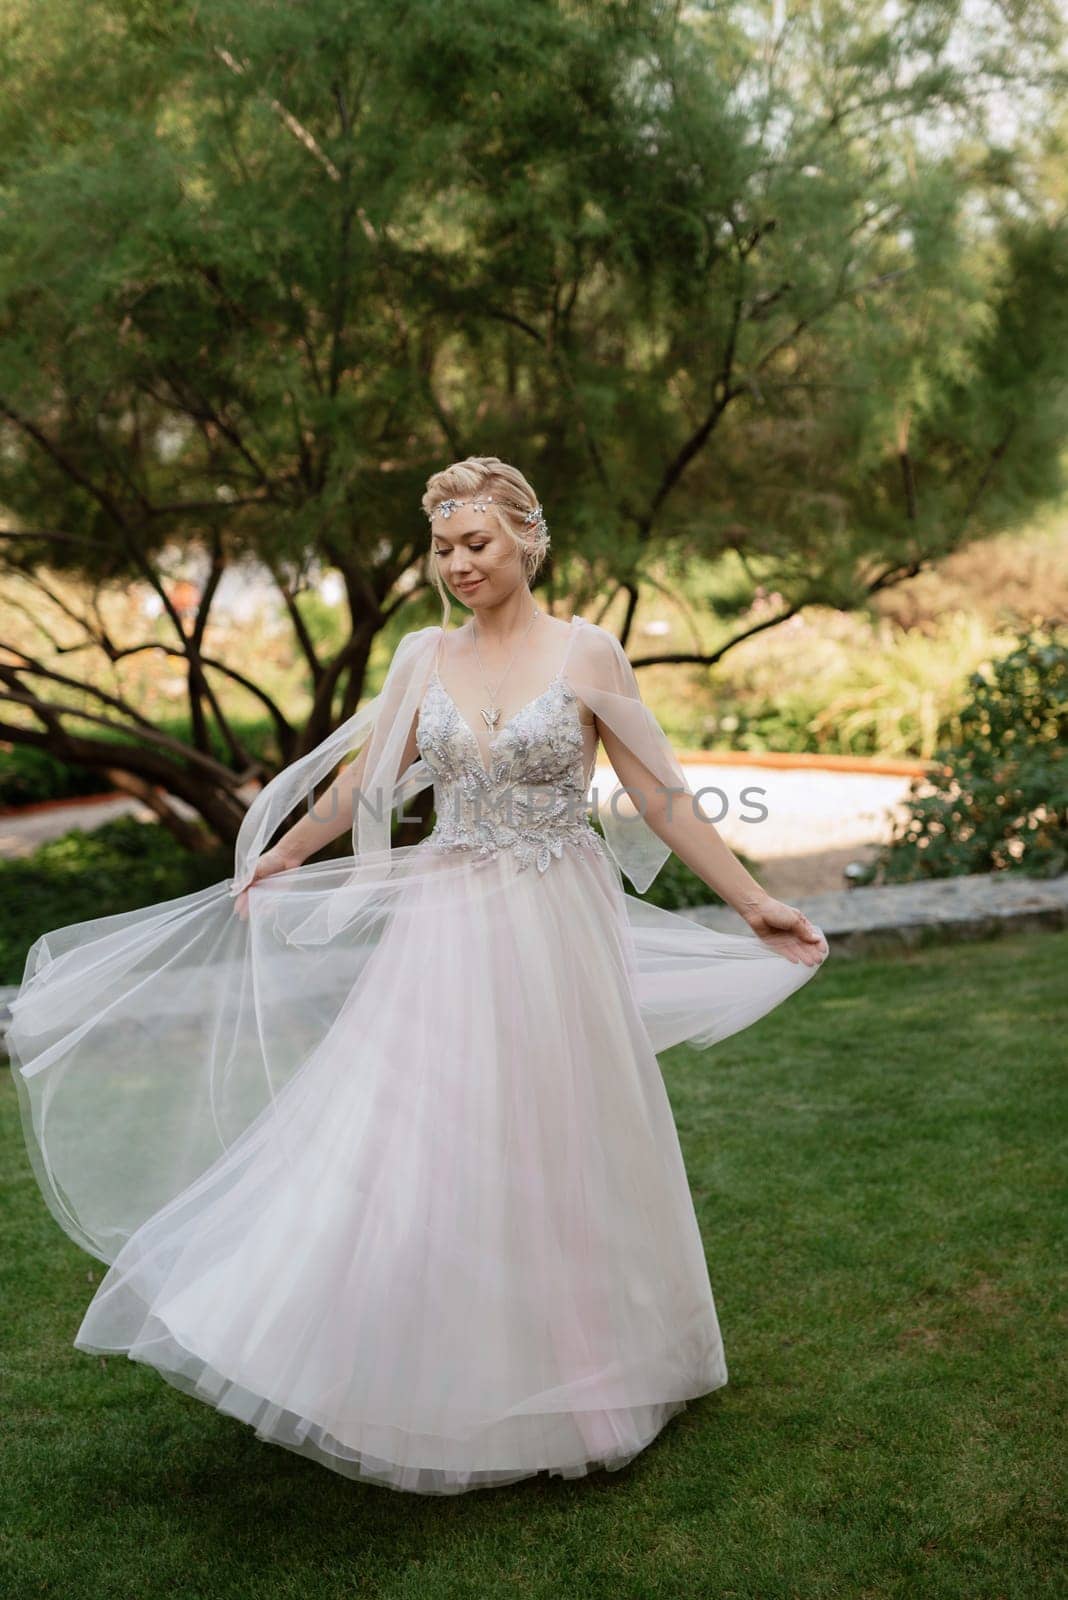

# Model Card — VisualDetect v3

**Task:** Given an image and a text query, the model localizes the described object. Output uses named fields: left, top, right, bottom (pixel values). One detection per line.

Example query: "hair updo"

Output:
left=423, top=456, right=550, bottom=626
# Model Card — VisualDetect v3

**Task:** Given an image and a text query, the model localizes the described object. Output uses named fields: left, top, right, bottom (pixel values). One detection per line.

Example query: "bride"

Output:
left=9, top=454, right=828, bottom=1496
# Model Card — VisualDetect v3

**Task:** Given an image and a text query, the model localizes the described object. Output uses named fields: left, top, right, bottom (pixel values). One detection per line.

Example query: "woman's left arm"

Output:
left=596, top=719, right=828, bottom=967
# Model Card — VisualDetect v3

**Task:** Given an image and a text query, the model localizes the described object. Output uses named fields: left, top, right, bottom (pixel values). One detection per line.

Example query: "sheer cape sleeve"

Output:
left=231, top=624, right=441, bottom=897
left=565, top=618, right=697, bottom=894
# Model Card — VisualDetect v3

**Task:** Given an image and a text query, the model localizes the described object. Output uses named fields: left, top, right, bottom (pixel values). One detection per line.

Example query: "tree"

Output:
left=1, top=0, right=1066, bottom=849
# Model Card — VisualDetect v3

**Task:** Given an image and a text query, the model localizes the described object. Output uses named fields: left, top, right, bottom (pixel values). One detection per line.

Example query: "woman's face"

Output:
left=431, top=504, right=524, bottom=607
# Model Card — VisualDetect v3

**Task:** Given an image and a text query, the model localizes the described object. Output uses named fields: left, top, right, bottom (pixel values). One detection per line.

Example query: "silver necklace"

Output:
left=471, top=603, right=541, bottom=730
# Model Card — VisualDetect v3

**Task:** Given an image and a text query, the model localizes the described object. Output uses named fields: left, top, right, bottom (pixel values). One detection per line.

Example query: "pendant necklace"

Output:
left=471, top=603, right=541, bottom=730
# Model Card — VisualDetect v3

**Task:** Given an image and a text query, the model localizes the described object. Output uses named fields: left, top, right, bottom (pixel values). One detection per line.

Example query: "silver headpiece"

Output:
left=427, top=494, right=549, bottom=541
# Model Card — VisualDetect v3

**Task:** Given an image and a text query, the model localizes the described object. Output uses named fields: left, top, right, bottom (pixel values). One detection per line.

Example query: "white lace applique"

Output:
left=415, top=672, right=605, bottom=874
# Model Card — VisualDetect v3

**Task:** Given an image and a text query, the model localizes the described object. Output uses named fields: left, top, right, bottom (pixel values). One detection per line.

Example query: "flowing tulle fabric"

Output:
left=8, top=614, right=826, bottom=1494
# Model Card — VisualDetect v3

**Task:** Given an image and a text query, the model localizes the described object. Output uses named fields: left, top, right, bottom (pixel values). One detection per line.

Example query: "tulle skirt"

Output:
left=9, top=831, right=825, bottom=1494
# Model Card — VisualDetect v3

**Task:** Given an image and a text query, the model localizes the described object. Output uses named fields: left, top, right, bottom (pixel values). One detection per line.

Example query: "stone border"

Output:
left=684, top=871, right=1068, bottom=958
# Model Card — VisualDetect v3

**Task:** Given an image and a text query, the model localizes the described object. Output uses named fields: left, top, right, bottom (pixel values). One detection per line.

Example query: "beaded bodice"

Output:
left=415, top=669, right=606, bottom=875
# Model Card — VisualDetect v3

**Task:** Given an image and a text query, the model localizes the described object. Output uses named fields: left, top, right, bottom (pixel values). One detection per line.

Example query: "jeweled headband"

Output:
left=426, top=494, right=549, bottom=541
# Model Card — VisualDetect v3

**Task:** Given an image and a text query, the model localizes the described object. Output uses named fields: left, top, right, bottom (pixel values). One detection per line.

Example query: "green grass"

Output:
left=1, top=931, right=1064, bottom=1599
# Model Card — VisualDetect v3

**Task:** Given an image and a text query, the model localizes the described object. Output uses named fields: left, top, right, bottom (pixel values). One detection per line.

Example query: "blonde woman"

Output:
left=10, top=455, right=827, bottom=1496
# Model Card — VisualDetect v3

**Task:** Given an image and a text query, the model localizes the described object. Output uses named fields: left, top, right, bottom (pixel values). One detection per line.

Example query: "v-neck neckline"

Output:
left=432, top=615, right=580, bottom=779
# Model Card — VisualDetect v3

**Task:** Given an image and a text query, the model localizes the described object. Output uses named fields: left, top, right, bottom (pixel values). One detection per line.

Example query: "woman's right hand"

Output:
left=231, top=846, right=303, bottom=922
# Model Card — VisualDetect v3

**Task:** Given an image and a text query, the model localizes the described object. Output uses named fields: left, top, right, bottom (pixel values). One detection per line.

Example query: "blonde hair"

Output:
left=422, top=456, right=550, bottom=628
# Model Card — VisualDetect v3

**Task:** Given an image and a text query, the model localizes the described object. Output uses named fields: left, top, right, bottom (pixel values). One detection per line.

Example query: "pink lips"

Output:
left=456, top=579, right=483, bottom=593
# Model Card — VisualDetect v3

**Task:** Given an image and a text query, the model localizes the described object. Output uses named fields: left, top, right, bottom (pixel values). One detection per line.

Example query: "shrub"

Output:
left=0, top=817, right=230, bottom=987
left=856, top=625, right=1067, bottom=884
left=0, top=745, right=119, bottom=808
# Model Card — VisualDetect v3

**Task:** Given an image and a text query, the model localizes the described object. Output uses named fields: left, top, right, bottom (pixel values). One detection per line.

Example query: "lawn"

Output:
left=1, top=930, right=1064, bottom=1599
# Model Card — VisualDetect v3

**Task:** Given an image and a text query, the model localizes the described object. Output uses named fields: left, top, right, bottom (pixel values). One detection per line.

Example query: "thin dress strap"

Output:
left=558, top=612, right=583, bottom=679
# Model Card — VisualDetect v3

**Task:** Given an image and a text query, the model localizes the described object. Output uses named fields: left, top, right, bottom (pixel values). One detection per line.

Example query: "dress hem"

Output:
left=73, top=1320, right=729, bottom=1496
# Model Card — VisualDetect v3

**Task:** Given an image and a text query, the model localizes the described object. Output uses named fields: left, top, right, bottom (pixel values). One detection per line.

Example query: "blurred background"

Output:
left=1, top=5, right=1066, bottom=1595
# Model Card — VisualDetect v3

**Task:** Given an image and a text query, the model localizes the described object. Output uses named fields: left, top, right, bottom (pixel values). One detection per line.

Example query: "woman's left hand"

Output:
left=739, top=894, right=829, bottom=966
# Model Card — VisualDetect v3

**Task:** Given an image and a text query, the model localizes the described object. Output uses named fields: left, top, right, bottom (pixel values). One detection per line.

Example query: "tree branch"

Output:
left=0, top=675, right=249, bottom=786
left=107, top=642, right=296, bottom=762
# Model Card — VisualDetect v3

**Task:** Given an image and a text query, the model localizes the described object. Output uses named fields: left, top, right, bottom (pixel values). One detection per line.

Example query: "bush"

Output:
left=0, top=745, right=120, bottom=808
left=0, top=817, right=230, bottom=987
left=856, top=625, right=1067, bottom=885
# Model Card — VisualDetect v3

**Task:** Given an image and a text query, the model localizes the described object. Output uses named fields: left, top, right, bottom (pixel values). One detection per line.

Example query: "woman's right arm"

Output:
left=233, top=712, right=422, bottom=919
left=272, top=740, right=372, bottom=868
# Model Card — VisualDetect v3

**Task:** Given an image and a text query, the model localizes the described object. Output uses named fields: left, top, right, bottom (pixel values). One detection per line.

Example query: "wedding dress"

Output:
left=8, top=613, right=827, bottom=1495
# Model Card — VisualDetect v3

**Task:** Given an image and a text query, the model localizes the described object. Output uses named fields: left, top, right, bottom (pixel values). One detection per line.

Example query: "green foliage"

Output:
left=1, top=0, right=1067, bottom=807
left=0, top=746, right=113, bottom=807
left=151, top=711, right=282, bottom=770
left=859, top=626, right=1068, bottom=883
left=695, top=609, right=1021, bottom=761
left=0, top=818, right=230, bottom=986
left=291, top=589, right=351, bottom=658
left=1, top=0, right=1067, bottom=853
